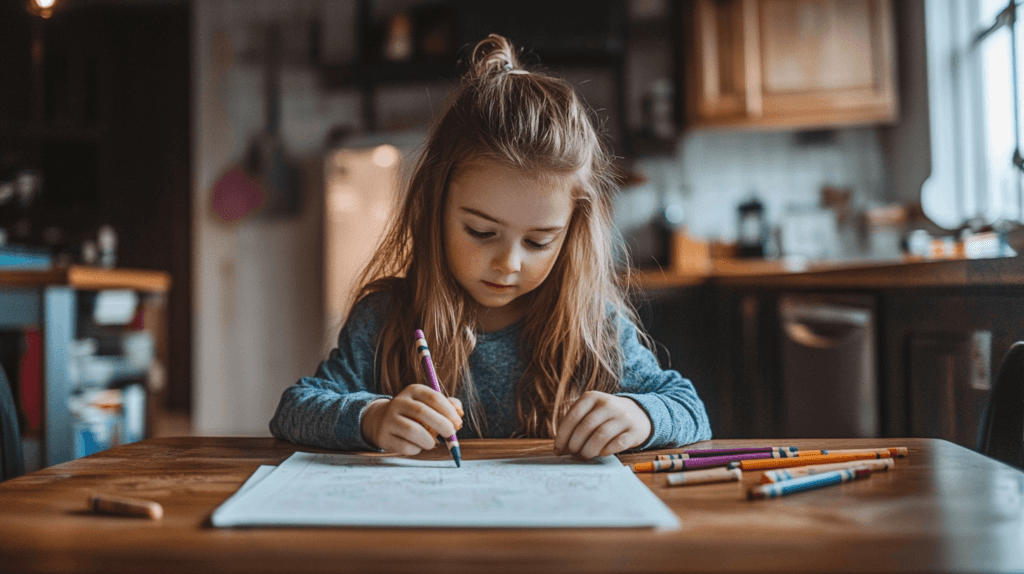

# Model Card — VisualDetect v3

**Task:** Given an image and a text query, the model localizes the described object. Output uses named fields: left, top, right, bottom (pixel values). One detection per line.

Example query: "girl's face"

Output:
left=443, top=161, right=574, bottom=332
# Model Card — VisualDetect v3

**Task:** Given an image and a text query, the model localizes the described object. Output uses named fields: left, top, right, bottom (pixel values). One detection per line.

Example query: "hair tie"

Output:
left=504, top=62, right=513, bottom=71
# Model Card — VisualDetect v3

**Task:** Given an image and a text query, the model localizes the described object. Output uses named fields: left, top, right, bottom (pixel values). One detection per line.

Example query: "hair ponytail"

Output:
left=466, top=34, right=525, bottom=80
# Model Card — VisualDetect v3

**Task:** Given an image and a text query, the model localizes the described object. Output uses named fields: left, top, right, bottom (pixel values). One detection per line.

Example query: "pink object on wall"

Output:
left=211, top=167, right=265, bottom=222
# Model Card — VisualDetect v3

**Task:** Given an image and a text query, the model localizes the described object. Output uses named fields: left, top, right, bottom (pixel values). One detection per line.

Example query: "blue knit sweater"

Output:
left=269, top=292, right=712, bottom=451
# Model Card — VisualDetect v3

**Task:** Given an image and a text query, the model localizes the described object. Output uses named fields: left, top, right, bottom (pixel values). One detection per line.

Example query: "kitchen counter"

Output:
left=632, top=255, right=1023, bottom=290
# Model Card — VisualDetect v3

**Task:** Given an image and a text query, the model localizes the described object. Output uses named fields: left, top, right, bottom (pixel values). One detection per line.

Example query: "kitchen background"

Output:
left=187, top=0, right=929, bottom=437
left=1, top=0, right=1019, bottom=465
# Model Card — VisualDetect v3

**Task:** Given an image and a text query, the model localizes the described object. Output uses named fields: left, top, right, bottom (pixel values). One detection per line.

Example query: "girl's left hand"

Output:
left=553, top=391, right=653, bottom=459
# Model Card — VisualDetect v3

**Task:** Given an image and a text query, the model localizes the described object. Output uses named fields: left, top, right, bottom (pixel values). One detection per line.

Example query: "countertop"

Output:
left=632, top=255, right=1024, bottom=290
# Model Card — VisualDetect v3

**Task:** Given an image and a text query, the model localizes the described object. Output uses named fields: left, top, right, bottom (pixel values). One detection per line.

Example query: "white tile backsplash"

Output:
left=615, top=127, right=888, bottom=258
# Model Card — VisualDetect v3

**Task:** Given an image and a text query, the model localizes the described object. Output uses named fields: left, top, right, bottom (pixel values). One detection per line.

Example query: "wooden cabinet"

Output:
left=684, top=0, right=897, bottom=130
left=880, top=292, right=1024, bottom=448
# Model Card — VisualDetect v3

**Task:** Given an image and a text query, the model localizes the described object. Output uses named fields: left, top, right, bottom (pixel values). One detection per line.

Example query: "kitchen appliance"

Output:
left=322, top=130, right=426, bottom=339
left=779, top=295, right=879, bottom=438
left=736, top=196, right=767, bottom=258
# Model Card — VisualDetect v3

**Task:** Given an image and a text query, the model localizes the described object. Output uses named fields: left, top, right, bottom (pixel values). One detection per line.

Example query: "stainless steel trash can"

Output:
left=779, top=296, right=878, bottom=438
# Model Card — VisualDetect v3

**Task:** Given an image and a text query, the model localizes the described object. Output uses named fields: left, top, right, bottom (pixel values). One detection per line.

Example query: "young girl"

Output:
left=270, top=35, right=711, bottom=459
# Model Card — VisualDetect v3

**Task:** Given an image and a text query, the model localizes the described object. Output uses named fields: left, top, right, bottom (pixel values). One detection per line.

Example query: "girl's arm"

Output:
left=268, top=294, right=392, bottom=450
left=615, top=317, right=713, bottom=449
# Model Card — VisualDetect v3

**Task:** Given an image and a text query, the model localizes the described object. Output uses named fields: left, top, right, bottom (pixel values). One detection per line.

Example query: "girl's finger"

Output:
left=448, top=397, right=465, bottom=418
left=401, top=397, right=459, bottom=438
left=564, top=405, right=615, bottom=457
left=553, top=393, right=599, bottom=454
left=599, top=428, right=639, bottom=457
left=409, top=417, right=439, bottom=439
left=382, top=431, right=427, bottom=456
left=408, top=385, right=463, bottom=428
left=391, top=414, right=440, bottom=450
left=577, top=419, right=626, bottom=460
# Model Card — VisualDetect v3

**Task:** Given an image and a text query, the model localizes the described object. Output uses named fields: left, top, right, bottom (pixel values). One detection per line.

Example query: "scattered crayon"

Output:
left=821, top=447, right=908, bottom=458
left=637, top=453, right=764, bottom=472
left=641, top=450, right=823, bottom=472
left=729, top=451, right=894, bottom=471
left=88, top=493, right=163, bottom=519
left=761, top=458, right=894, bottom=484
left=666, top=467, right=742, bottom=486
left=748, top=468, right=873, bottom=499
left=657, top=446, right=798, bottom=460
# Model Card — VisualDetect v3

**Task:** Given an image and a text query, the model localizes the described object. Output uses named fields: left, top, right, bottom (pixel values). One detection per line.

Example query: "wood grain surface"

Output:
left=1, top=437, right=1022, bottom=573
left=0, top=266, right=171, bottom=292
left=634, top=256, right=1024, bottom=291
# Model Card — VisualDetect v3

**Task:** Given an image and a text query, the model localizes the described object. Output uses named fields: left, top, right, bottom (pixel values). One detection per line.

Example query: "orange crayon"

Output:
left=633, top=461, right=655, bottom=473
left=729, top=451, right=893, bottom=471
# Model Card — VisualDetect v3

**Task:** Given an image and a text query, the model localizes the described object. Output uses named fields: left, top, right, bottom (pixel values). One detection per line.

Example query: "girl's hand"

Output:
left=360, top=384, right=464, bottom=455
left=553, top=391, right=652, bottom=459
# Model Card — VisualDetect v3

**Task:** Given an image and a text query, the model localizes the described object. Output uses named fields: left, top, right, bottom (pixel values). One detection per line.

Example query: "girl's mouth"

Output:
left=482, top=281, right=513, bottom=290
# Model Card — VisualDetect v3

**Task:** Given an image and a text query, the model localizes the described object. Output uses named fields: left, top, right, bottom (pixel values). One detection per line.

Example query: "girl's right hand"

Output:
left=360, top=384, right=464, bottom=455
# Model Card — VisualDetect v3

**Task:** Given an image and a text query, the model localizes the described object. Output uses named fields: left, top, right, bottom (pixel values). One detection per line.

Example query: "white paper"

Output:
left=211, top=452, right=680, bottom=529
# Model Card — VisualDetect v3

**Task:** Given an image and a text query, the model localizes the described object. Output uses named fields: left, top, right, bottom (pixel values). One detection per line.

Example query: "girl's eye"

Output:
left=526, top=239, right=553, bottom=251
left=464, top=226, right=494, bottom=240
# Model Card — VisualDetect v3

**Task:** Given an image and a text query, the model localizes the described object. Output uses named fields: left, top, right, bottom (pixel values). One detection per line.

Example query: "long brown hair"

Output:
left=354, top=34, right=642, bottom=437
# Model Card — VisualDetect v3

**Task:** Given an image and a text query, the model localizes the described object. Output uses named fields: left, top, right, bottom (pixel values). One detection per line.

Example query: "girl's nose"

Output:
left=492, top=244, right=521, bottom=274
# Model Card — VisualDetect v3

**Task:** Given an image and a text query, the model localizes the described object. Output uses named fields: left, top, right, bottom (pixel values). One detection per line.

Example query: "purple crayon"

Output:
left=414, top=329, right=462, bottom=467
left=636, top=452, right=774, bottom=472
left=639, top=450, right=815, bottom=472
left=658, top=447, right=798, bottom=461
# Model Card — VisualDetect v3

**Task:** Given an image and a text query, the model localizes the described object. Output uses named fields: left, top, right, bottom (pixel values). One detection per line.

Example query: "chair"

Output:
left=977, top=341, right=1024, bottom=470
left=0, top=362, right=25, bottom=481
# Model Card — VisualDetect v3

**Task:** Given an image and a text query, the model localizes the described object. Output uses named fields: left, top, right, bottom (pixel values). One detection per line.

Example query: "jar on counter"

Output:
left=737, top=196, right=767, bottom=258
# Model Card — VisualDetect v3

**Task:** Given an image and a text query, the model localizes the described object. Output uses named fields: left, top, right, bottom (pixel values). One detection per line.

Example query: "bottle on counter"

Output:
left=97, top=225, right=117, bottom=269
left=737, top=196, right=767, bottom=258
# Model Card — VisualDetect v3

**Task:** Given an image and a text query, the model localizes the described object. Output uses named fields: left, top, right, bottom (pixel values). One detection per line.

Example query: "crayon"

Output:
left=821, top=447, right=909, bottom=458
left=748, top=467, right=873, bottom=499
left=638, top=450, right=824, bottom=472
left=657, top=448, right=820, bottom=461
left=636, top=452, right=768, bottom=472
left=88, top=494, right=163, bottom=519
left=729, top=451, right=894, bottom=471
left=761, top=458, right=894, bottom=484
left=414, top=329, right=461, bottom=468
left=657, top=446, right=798, bottom=460
left=666, top=467, right=742, bottom=486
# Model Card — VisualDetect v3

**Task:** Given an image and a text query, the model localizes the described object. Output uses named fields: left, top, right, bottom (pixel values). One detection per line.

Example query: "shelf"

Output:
left=0, top=266, right=171, bottom=293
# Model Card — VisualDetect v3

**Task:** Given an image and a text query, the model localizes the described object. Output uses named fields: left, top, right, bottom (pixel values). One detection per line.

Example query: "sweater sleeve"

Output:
left=614, top=316, right=713, bottom=449
left=269, top=293, right=392, bottom=450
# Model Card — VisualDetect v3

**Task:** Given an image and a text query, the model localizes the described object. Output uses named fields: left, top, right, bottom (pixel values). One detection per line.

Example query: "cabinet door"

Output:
left=906, top=334, right=988, bottom=449
left=757, top=0, right=897, bottom=127
left=882, top=292, right=1024, bottom=445
left=685, top=0, right=897, bottom=129
left=688, top=0, right=758, bottom=121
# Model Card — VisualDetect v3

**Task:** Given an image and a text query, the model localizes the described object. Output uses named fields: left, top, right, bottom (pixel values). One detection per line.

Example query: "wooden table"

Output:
left=1, top=437, right=1022, bottom=573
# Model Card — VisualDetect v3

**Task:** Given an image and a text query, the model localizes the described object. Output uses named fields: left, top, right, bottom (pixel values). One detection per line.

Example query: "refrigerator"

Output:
left=322, top=130, right=427, bottom=339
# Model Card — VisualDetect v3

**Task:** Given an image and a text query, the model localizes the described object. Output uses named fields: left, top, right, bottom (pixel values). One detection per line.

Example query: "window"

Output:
left=922, top=0, right=1023, bottom=228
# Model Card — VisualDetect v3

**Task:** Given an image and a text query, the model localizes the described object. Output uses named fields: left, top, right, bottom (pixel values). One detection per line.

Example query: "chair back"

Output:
left=0, top=363, right=25, bottom=481
left=977, top=342, right=1024, bottom=470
